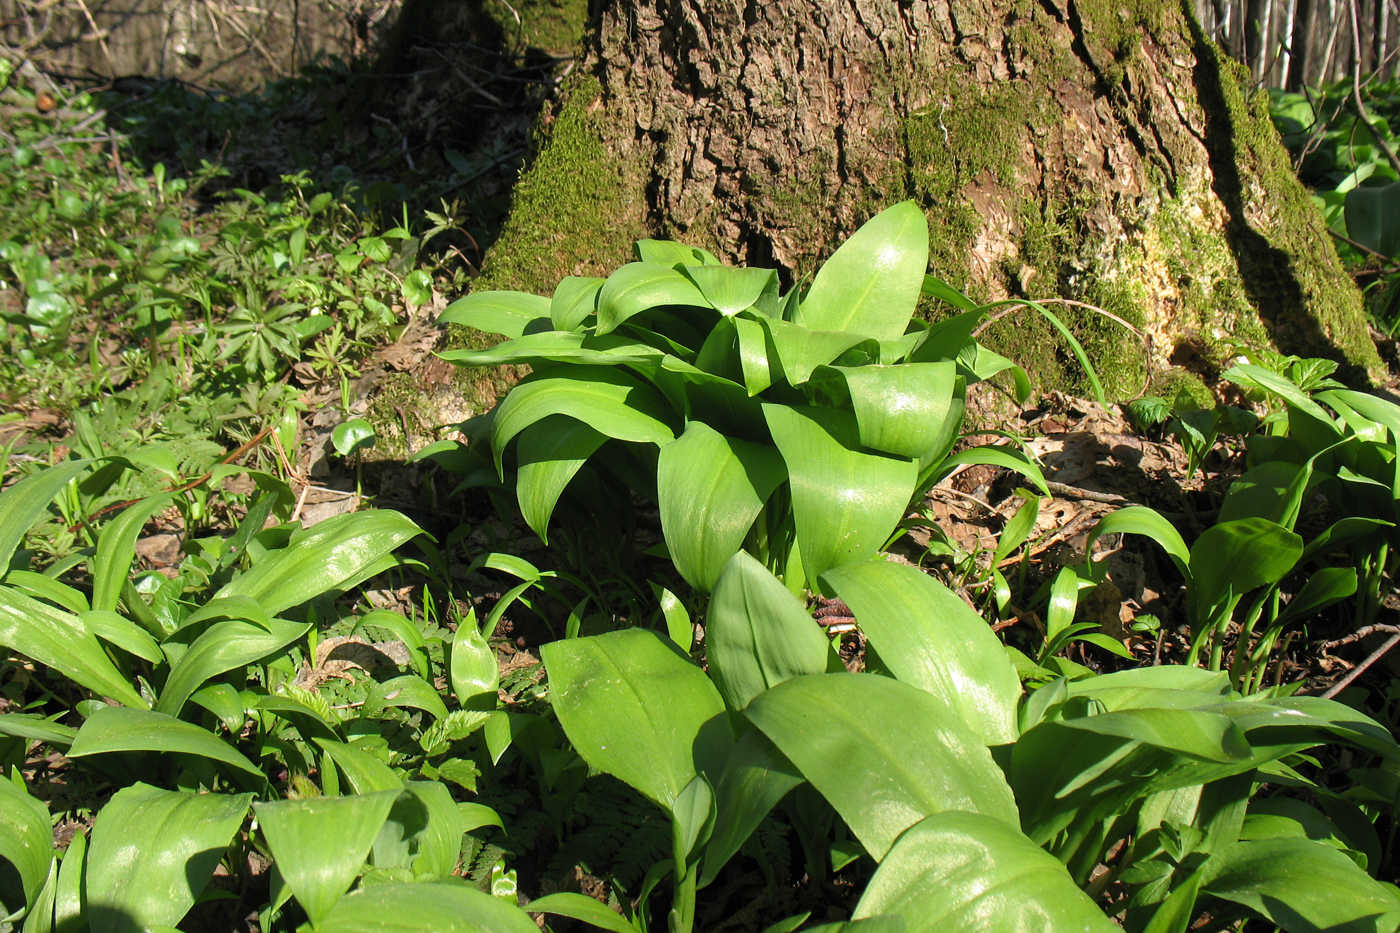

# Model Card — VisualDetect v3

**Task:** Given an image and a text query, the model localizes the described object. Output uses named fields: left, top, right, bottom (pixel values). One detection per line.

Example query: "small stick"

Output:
left=1321, top=633, right=1400, bottom=698
left=1322, top=623, right=1400, bottom=649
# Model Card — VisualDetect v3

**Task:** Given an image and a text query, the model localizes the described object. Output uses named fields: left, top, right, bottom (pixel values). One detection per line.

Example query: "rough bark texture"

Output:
left=466, top=0, right=1381, bottom=408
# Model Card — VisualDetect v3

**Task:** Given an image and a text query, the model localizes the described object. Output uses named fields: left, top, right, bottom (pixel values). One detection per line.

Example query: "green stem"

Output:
left=668, top=821, right=698, bottom=933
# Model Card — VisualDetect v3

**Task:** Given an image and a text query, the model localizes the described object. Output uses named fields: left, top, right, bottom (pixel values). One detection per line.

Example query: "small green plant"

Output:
left=440, top=202, right=1059, bottom=594
left=543, top=553, right=1400, bottom=932
left=1091, top=358, right=1400, bottom=690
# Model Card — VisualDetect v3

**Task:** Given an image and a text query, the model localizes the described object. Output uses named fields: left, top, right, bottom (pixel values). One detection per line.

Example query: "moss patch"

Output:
left=483, top=0, right=591, bottom=57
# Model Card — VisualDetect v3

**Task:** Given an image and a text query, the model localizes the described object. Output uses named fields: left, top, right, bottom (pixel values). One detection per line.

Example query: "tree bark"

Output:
left=393, top=0, right=1382, bottom=444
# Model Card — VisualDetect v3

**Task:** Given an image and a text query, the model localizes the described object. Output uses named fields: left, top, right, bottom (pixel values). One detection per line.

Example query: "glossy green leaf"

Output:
left=674, top=773, right=717, bottom=863
left=85, top=783, right=251, bottom=933
left=550, top=275, right=604, bottom=331
left=254, top=790, right=399, bottom=926
left=214, top=510, right=424, bottom=615
left=821, top=559, right=1020, bottom=744
left=763, top=405, right=917, bottom=583
left=438, top=291, right=549, bottom=338
left=1189, top=518, right=1302, bottom=610
left=745, top=673, right=1018, bottom=860
left=1202, top=837, right=1400, bottom=929
left=490, top=370, right=675, bottom=473
left=700, top=727, right=804, bottom=886
left=658, top=423, right=785, bottom=591
left=91, top=493, right=172, bottom=612
left=1085, top=505, right=1190, bottom=577
left=853, top=812, right=1117, bottom=931
left=0, top=777, right=50, bottom=915
left=450, top=611, right=498, bottom=709
left=542, top=628, right=725, bottom=812
left=635, top=238, right=720, bottom=266
left=758, top=318, right=878, bottom=387
left=1224, top=363, right=1336, bottom=427
left=0, top=459, right=88, bottom=576
left=527, top=892, right=635, bottom=933
left=5, top=570, right=87, bottom=614
left=683, top=265, right=777, bottom=316
left=68, top=707, right=262, bottom=781
left=1272, top=566, right=1358, bottom=629
left=439, top=331, right=666, bottom=369
left=514, top=416, right=607, bottom=543
left=356, top=609, right=430, bottom=681
left=317, top=881, right=538, bottom=932
left=795, top=201, right=928, bottom=341
left=937, top=444, right=1049, bottom=497
left=367, top=675, right=450, bottom=720
left=156, top=618, right=310, bottom=717
left=1011, top=708, right=1253, bottom=840
left=0, top=713, right=76, bottom=746
left=0, top=585, right=147, bottom=708
left=332, top=419, right=377, bottom=457
left=707, top=552, right=830, bottom=711
left=811, top=362, right=959, bottom=461
left=596, top=262, right=711, bottom=334
left=317, top=738, right=403, bottom=793
left=733, top=316, right=777, bottom=395
left=81, top=610, right=162, bottom=664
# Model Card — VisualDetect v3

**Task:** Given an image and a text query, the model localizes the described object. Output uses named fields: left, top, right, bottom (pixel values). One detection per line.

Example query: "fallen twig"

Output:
left=1320, top=633, right=1400, bottom=698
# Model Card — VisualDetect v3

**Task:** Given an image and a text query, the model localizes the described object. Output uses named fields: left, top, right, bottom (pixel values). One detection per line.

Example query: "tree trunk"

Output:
left=385, top=0, right=1381, bottom=446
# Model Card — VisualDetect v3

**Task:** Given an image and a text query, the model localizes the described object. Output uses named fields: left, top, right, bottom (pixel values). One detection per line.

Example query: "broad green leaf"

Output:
left=490, top=370, right=675, bottom=473
left=1062, top=666, right=1232, bottom=711
left=356, top=609, right=430, bottom=680
left=707, top=552, right=830, bottom=711
left=1202, top=837, right=1400, bottom=929
left=635, top=239, right=720, bottom=266
left=514, top=416, right=607, bottom=543
left=550, top=276, right=604, bottom=331
left=0, top=777, right=50, bottom=915
left=700, top=726, right=803, bottom=886
left=674, top=773, right=717, bottom=864
left=0, top=713, right=76, bottom=746
left=758, top=318, right=879, bottom=387
left=5, top=570, right=87, bottom=614
left=853, top=812, right=1117, bottom=931
left=733, top=316, right=777, bottom=395
left=527, top=892, right=635, bottom=933
left=450, top=611, right=498, bottom=709
left=811, top=362, right=960, bottom=461
left=1320, top=388, right=1400, bottom=441
left=390, top=782, right=468, bottom=879
left=156, top=618, right=310, bottom=717
left=821, top=559, right=1020, bottom=744
left=85, top=783, right=251, bottom=933
left=795, top=201, right=928, bottom=341
left=0, top=586, right=147, bottom=708
left=48, top=828, right=85, bottom=933
left=68, top=707, right=262, bottom=781
left=542, top=628, right=725, bottom=812
left=0, top=459, right=88, bottom=575
left=81, top=610, right=162, bottom=664
left=683, top=265, right=777, bottom=316
left=332, top=419, right=377, bottom=457
left=596, top=262, right=711, bottom=334
left=763, top=405, right=917, bottom=582
left=91, top=493, right=172, bottom=612
left=214, top=510, right=424, bottom=615
left=1218, top=461, right=1307, bottom=525
left=366, top=675, right=450, bottom=720
left=1224, top=363, right=1336, bottom=427
left=254, top=790, right=399, bottom=926
left=658, top=424, right=785, bottom=591
left=921, top=275, right=980, bottom=312
left=316, top=739, right=403, bottom=793
left=1272, top=566, right=1357, bottom=628
left=1011, top=708, right=1253, bottom=840
left=1344, top=182, right=1400, bottom=257
left=438, top=291, right=549, bottom=338
left=317, top=881, right=539, bottom=932
left=745, top=673, right=1018, bottom=860
left=439, top=331, right=666, bottom=369
left=937, top=444, right=1049, bottom=497
left=1189, top=518, right=1302, bottom=611
left=1085, top=506, right=1190, bottom=578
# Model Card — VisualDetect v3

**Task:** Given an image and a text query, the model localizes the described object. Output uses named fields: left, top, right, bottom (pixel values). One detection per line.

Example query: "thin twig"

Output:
left=1350, top=0, right=1400, bottom=178
left=1321, top=623, right=1400, bottom=649
left=1045, top=480, right=1133, bottom=506
left=1321, top=633, right=1400, bottom=698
